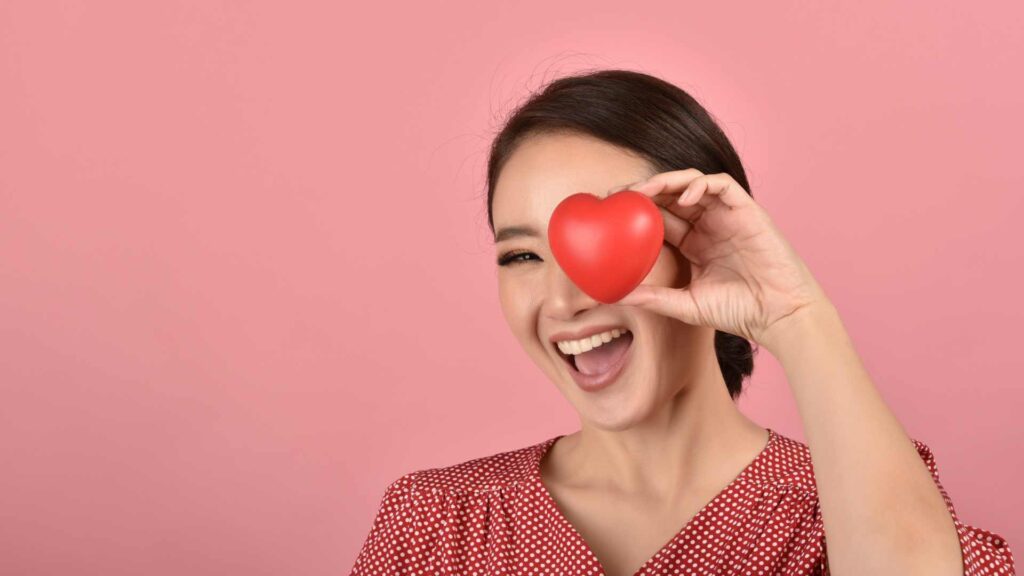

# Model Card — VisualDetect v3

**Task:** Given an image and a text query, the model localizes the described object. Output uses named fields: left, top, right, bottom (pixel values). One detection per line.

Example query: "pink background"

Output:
left=1, top=1, right=1021, bottom=574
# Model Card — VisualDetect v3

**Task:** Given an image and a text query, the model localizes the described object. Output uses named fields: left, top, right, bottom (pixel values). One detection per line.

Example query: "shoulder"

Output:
left=755, top=429, right=820, bottom=496
left=377, top=431, right=942, bottom=503
left=384, top=436, right=554, bottom=499
left=759, top=429, right=940, bottom=494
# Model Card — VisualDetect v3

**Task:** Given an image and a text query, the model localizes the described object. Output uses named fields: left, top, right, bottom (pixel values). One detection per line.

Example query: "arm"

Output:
left=761, top=301, right=964, bottom=576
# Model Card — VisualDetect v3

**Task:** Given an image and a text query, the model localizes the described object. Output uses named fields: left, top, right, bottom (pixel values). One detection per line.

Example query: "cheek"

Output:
left=646, top=245, right=691, bottom=288
left=497, top=276, right=532, bottom=333
left=497, top=277, right=517, bottom=323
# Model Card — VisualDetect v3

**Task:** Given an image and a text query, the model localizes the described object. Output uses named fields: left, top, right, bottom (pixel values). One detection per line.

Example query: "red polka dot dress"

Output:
left=349, top=428, right=1014, bottom=575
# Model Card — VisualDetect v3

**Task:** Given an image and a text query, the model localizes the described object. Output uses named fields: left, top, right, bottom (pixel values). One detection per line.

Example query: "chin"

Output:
left=571, top=374, right=661, bottom=431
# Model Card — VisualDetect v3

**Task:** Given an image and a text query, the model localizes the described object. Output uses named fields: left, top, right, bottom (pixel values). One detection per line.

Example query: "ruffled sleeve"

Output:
left=911, top=438, right=1015, bottom=575
left=780, top=490, right=831, bottom=575
left=348, top=473, right=417, bottom=576
left=784, top=439, right=1013, bottom=576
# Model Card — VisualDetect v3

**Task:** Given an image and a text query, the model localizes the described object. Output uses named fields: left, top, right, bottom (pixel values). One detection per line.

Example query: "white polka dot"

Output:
left=349, top=428, right=1015, bottom=575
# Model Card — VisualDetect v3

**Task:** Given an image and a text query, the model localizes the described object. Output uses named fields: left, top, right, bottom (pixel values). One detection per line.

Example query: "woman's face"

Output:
left=492, top=131, right=717, bottom=431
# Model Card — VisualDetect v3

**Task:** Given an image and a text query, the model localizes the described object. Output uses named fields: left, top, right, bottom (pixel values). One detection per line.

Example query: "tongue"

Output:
left=575, top=332, right=632, bottom=375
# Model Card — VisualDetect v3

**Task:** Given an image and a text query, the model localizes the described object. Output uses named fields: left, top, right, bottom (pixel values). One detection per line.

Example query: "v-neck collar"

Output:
left=530, top=427, right=780, bottom=576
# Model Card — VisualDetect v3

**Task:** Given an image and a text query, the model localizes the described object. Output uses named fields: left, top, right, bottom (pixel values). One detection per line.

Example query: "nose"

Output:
left=543, top=256, right=602, bottom=321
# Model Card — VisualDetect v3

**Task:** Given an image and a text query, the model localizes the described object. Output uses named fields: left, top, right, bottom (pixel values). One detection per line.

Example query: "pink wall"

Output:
left=1, top=1, right=1020, bottom=574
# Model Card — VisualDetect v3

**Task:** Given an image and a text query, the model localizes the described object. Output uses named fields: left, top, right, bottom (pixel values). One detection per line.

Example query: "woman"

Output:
left=349, top=69, right=1014, bottom=575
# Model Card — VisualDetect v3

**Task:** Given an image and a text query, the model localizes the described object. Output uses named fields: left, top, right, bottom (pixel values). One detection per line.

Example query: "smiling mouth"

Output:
left=554, top=330, right=633, bottom=374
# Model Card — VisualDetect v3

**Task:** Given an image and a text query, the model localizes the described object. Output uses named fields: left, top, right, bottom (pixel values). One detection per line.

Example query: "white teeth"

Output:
left=556, top=329, right=629, bottom=356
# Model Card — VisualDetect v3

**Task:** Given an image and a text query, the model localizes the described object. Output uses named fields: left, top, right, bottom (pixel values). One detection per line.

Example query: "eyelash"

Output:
left=497, top=250, right=541, bottom=266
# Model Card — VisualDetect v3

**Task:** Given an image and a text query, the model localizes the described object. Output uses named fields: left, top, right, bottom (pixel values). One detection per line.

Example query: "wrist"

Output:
left=757, top=299, right=842, bottom=358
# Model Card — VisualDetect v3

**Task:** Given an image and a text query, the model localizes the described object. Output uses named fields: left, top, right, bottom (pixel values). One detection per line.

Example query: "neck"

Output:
left=563, top=365, right=766, bottom=498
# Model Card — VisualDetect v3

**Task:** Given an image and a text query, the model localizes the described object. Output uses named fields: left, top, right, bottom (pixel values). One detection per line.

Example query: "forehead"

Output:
left=492, top=131, right=654, bottom=233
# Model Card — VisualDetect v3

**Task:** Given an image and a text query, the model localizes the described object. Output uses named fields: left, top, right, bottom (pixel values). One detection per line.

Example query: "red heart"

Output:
left=548, top=190, right=664, bottom=303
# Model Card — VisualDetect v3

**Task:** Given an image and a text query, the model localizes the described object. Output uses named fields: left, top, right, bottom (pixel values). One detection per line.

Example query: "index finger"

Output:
left=628, top=169, right=705, bottom=197
left=609, top=179, right=705, bottom=227
left=607, top=179, right=686, bottom=209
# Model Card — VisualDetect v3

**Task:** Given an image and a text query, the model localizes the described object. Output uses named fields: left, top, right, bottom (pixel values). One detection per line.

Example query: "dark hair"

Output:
left=484, top=68, right=757, bottom=400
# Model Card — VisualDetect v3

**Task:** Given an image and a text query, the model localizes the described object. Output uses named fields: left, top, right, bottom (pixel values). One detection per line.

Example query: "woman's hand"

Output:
left=613, top=169, right=833, bottom=350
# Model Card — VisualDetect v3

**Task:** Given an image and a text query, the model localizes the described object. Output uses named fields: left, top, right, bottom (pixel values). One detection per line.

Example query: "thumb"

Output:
left=615, top=284, right=700, bottom=325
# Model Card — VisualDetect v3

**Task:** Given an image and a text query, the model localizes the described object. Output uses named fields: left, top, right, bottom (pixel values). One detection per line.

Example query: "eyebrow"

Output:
left=494, top=225, right=541, bottom=243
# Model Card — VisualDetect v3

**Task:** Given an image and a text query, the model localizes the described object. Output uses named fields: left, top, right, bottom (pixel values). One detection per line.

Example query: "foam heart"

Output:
left=547, top=190, right=664, bottom=303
